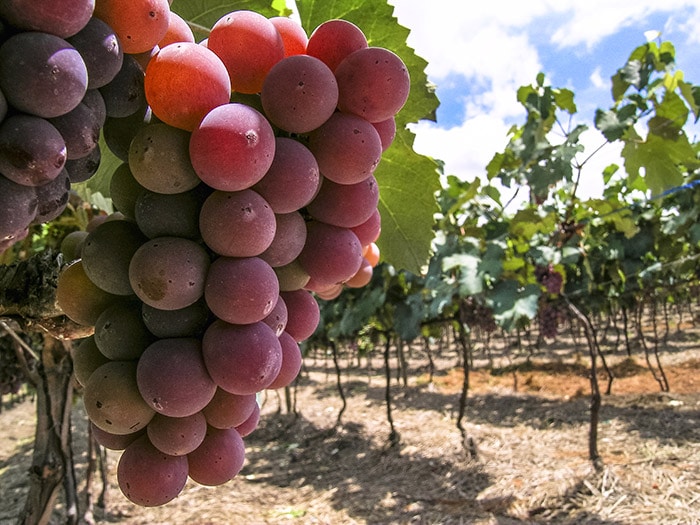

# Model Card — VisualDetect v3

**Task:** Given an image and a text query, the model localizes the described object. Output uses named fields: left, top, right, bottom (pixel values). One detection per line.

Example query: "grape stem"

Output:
left=0, top=318, right=40, bottom=361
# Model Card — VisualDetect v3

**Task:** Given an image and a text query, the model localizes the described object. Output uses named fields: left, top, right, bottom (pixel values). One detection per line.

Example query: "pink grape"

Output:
left=335, top=46, right=411, bottom=123
left=266, top=331, right=303, bottom=390
left=187, top=427, right=246, bottom=486
left=189, top=103, right=276, bottom=191
left=117, top=435, right=189, bottom=507
left=297, top=220, right=363, bottom=289
left=204, top=257, right=279, bottom=325
left=259, top=211, right=307, bottom=267
left=306, top=175, right=379, bottom=228
left=308, top=112, right=382, bottom=185
left=136, top=338, right=217, bottom=417
left=146, top=412, right=208, bottom=456
left=262, top=295, right=288, bottom=336
left=280, top=289, right=320, bottom=342
left=261, top=54, right=338, bottom=133
left=202, top=389, right=257, bottom=430
left=202, top=319, right=283, bottom=395
left=351, top=209, right=381, bottom=246
left=129, top=236, right=210, bottom=310
left=252, top=137, right=320, bottom=214
left=305, top=19, right=367, bottom=72
left=235, top=403, right=260, bottom=437
left=199, top=189, right=276, bottom=257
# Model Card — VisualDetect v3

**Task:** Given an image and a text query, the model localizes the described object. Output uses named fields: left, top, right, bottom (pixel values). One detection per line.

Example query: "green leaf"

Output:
left=595, top=105, right=637, bottom=141
left=74, top=132, right=121, bottom=203
left=376, top=139, right=440, bottom=274
left=394, top=294, right=425, bottom=341
left=553, top=87, right=576, bottom=114
left=678, top=80, right=700, bottom=122
left=622, top=132, right=696, bottom=196
left=442, top=253, right=483, bottom=296
left=487, top=281, right=540, bottom=331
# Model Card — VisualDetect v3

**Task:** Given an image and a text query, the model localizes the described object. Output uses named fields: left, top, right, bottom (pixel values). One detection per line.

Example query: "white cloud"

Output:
left=409, top=114, right=511, bottom=183
left=589, top=67, right=605, bottom=89
left=388, top=0, right=699, bottom=199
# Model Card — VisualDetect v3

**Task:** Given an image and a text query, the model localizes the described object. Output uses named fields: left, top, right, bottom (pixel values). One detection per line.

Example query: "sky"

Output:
left=386, top=0, right=700, bottom=202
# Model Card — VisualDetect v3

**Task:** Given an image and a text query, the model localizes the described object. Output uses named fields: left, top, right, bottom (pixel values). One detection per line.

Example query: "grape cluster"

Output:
left=534, top=263, right=564, bottom=295
left=0, top=1, right=133, bottom=253
left=537, top=299, right=566, bottom=340
left=460, top=297, right=497, bottom=333
left=52, top=1, right=408, bottom=508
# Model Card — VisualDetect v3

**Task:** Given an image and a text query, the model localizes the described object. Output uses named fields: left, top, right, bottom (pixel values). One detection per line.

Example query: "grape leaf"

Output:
left=296, top=0, right=441, bottom=274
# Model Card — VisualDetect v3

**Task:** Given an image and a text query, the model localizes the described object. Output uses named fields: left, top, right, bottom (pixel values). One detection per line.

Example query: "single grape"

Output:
left=202, top=389, right=257, bottom=430
left=0, top=174, right=37, bottom=244
left=204, top=257, right=279, bottom=325
left=91, top=423, right=145, bottom=451
left=259, top=211, right=307, bottom=268
left=207, top=10, right=284, bottom=94
left=32, top=168, right=70, bottom=224
left=351, top=209, right=381, bottom=246
left=252, top=137, right=320, bottom=214
left=137, top=338, right=216, bottom=418
left=129, top=236, right=210, bottom=310
left=235, top=403, right=260, bottom=437
left=65, top=144, right=101, bottom=183
left=67, top=15, right=124, bottom=89
left=202, top=319, right=282, bottom=395
left=0, top=32, right=88, bottom=118
left=306, top=19, right=367, bottom=72
left=270, top=16, right=308, bottom=57
left=135, top=187, right=204, bottom=240
left=262, top=295, right=287, bottom=336
left=280, top=289, right=320, bottom=342
left=94, top=300, right=156, bottom=360
left=0, top=0, right=95, bottom=38
left=83, top=361, right=156, bottom=435
left=261, top=54, right=338, bottom=133
left=128, top=122, right=201, bottom=194
left=98, top=54, right=145, bottom=118
left=71, top=335, right=110, bottom=387
left=147, top=412, right=207, bottom=456
left=266, top=330, right=302, bottom=390
left=187, top=427, right=245, bottom=486
left=306, top=175, right=380, bottom=228
left=141, top=299, right=211, bottom=339
left=93, top=0, right=170, bottom=55
left=308, top=112, right=382, bottom=185
left=158, top=11, right=195, bottom=47
left=56, top=260, right=121, bottom=326
left=297, top=220, right=363, bottom=289
left=117, top=435, right=188, bottom=506
left=199, top=189, right=276, bottom=257
left=48, top=102, right=101, bottom=160
left=335, top=47, right=411, bottom=123
left=144, top=42, right=231, bottom=131
left=189, top=103, right=276, bottom=192
left=81, top=218, right=148, bottom=295
left=0, top=114, right=67, bottom=187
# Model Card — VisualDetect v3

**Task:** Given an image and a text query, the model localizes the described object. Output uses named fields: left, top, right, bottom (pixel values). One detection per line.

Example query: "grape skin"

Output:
left=0, top=32, right=88, bottom=118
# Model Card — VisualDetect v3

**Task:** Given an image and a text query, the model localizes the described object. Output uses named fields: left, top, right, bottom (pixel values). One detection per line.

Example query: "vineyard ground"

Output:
left=1, top=320, right=699, bottom=525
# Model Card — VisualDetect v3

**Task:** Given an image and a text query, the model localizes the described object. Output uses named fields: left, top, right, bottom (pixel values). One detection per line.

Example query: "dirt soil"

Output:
left=1, top=325, right=699, bottom=525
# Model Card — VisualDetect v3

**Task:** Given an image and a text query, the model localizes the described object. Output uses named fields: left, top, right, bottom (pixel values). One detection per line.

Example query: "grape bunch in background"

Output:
left=11, top=0, right=411, bottom=507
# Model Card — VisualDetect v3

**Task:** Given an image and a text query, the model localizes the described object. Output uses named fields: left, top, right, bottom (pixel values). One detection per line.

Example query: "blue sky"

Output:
left=388, top=0, right=700, bottom=201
